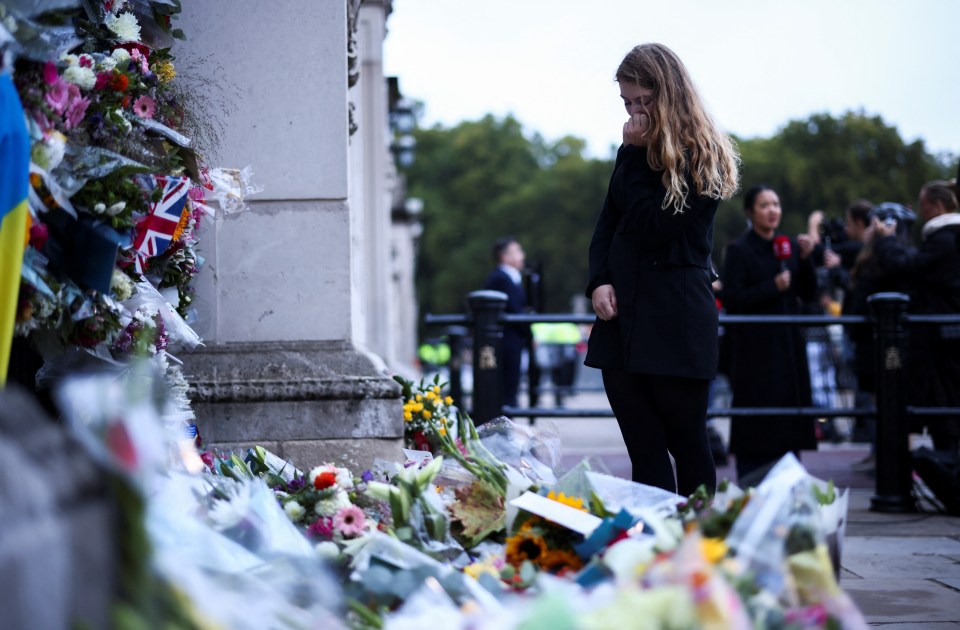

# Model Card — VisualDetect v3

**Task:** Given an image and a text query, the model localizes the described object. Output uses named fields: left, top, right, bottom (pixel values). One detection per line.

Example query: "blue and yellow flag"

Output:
left=0, top=72, right=31, bottom=386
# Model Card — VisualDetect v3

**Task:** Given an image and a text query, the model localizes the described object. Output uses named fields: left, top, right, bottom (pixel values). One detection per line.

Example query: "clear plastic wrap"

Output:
left=475, top=416, right=562, bottom=484
left=585, top=470, right=683, bottom=516
left=208, top=166, right=264, bottom=215
left=146, top=472, right=347, bottom=628
left=126, top=280, right=202, bottom=349
left=53, top=365, right=174, bottom=486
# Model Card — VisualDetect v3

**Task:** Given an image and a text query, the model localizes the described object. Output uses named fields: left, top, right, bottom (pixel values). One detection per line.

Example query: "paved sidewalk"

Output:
left=534, top=389, right=960, bottom=627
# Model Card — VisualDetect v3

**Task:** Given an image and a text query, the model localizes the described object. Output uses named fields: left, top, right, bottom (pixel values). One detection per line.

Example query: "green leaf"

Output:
left=448, top=480, right=506, bottom=548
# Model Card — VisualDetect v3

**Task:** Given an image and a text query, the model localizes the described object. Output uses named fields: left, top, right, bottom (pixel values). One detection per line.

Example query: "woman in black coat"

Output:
left=584, top=43, right=739, bottom=496
left=720, top=185, right=818, bottom=482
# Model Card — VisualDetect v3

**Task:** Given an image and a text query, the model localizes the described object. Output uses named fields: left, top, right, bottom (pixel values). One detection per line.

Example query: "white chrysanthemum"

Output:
left=63, top=65, right=96, bottom=90
left=314, top=491, right=351, bottom=518
left=336, top=468, right=354, bottom=490
left=110, top=269, right=134, bottom=301
left=283, top=500, right=306, bottom=522
left=314, top=541, right=340, bottom=561
left=111, top=48, right=131, bottom=63
left=106, top=11, right=141, bottom=42
left=98, top=56, right=117, bottom=71
left=59, top=52, right=79, bottom=65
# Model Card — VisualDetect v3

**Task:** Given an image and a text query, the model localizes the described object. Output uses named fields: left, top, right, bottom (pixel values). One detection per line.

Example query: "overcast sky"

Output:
left=383, top=0, right=959, bottom=161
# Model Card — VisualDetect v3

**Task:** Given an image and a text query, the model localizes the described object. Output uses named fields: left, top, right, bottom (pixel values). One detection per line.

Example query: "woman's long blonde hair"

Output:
left=616, top=43, right=740, bottom=214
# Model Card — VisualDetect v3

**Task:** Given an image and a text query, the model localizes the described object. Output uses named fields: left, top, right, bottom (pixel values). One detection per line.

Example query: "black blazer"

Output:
left=584, top=145, right=719, bottom=379
left=484, top=267, right=530, bottom=344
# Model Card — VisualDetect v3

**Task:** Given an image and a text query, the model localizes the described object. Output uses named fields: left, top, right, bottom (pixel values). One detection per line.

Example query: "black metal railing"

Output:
left=425, top=290, right=960, bottom=514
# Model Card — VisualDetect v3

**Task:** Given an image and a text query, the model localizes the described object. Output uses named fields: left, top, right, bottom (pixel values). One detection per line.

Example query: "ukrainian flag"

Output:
left=0, top=72, right=31, bottom=386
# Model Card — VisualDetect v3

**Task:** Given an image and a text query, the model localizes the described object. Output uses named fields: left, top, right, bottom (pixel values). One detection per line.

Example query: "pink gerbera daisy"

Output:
left=332, top=505, right=366, bottom=538
left=132, top=94, right=155, bottom=119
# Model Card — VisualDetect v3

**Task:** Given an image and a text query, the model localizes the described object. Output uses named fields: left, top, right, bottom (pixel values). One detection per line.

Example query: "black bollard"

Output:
left=868, top=292, right=915, bottom=513
left=445, top=325, right=469, bottom=411
left=467, top=290, right=507, bottom=424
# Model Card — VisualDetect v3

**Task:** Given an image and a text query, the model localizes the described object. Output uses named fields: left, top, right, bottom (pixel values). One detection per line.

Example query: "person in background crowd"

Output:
left=585, top=43, right=739, bottom=496
left=843, top=202, right=915, bottom=471
left=531, top=322, right=582, bottom=407
left=873, top=181, right=960, bottom=456
left=805, top=201, right=874, bottom=444
left=720, top=185, right=818, bottom=484
left=484, top=236, right=530, bottom=410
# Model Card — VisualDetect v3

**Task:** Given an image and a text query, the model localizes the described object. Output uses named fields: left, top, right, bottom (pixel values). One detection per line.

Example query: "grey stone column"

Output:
left=177, top=0, right=402, bottom=470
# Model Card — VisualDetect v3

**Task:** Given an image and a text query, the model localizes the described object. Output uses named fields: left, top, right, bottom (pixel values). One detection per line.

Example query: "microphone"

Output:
left=773, top=235, right=792, bottom=271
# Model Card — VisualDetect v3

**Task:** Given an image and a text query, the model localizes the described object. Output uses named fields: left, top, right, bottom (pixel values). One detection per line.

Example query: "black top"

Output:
left=483, top=268, right=530, bottom=343
left=584, top=145, right=720, bottom=379
left=720, top=229, right=818, bottom=456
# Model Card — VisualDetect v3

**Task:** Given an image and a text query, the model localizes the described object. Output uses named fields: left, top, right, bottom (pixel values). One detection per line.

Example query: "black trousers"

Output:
left=501, top=336, right=523, bottom=408
left=602, top=369, right=716, bottom=496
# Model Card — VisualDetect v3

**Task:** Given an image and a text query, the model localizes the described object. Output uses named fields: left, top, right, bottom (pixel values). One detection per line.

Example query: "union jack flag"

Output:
left=132, top=175, right=190, bottom=273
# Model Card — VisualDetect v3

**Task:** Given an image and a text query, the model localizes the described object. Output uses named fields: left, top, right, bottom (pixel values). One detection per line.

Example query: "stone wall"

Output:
left=177, top=0, right=403, bottom=470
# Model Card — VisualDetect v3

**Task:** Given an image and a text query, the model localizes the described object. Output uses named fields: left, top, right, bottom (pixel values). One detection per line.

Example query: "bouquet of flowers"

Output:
left=3, top=1, right=217, bottom=392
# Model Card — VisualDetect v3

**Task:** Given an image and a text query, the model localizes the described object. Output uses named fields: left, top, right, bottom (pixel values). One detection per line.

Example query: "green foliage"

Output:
left=406, top=111, right=957, bottom=331
left=404, top=115, right=611, bottom=322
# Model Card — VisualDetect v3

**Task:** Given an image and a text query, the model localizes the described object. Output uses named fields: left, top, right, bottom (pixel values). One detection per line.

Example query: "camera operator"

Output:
left=873, top=181, right=960, bottom=456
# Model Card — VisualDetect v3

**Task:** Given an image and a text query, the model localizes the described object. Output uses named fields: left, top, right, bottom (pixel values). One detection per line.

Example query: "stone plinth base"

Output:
left=184, top=341, right=403, bottom=470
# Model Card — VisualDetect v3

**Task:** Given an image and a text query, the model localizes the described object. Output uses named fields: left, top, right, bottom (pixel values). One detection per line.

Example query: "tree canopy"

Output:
left=403, top=111, right=956, bottom=330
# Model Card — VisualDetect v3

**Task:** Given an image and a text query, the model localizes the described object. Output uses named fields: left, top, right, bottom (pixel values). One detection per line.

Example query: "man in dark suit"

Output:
left=483, top=237, right=529, bottom=408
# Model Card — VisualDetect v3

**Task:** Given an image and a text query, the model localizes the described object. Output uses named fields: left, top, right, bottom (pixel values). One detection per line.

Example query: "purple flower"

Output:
left=287, top=476, right=306, bottom=492
left=361, top=470, right=373, bottom=483
left=113, top=329, right=134, bottom=353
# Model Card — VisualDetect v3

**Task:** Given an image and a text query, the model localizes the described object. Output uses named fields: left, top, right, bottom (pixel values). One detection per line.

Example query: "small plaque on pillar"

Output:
left=884, top=347, right=902, bottom=370
left=478, top=345, right=497, bottom=370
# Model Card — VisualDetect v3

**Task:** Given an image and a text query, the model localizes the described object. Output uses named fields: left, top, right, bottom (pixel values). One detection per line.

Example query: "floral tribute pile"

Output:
left=1, top=1, right=247, bottom=429
left=58, top=368, right=868, bottom=629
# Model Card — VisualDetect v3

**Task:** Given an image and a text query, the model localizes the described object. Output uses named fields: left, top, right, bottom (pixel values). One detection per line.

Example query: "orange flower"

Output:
left=109, top=72, right=129, bottom=92
left=538, top=548, right=584, bottom=574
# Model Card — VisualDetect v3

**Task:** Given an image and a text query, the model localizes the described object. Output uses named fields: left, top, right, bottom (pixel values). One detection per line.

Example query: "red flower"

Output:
left=109, top=72, right=129, bottom=92
left=117, top=42, right=152, bottom=57
left=199, top=451, right=215, bottom=470
left=308, top=517, right=335, bottom=538
left=121, top=94, right=130, bottom=109
left=29, top=222, right=48, bottom=250
left=94, top=72, right=111, bottom=90
left=413, top=431, right=432, bottom=452
left=314, top=471, right=337, bottom=490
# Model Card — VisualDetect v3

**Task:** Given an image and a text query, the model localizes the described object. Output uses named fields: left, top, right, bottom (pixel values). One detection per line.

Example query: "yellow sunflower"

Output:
left=547, top=490, right=587, bottom=512
left=538, top=547, right=584, bottom=574
left=505, top=531, right=547, bottom=568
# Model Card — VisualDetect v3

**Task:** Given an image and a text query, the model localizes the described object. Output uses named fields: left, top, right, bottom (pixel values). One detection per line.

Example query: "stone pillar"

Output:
left=177, top=0, right=402, bottom=471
